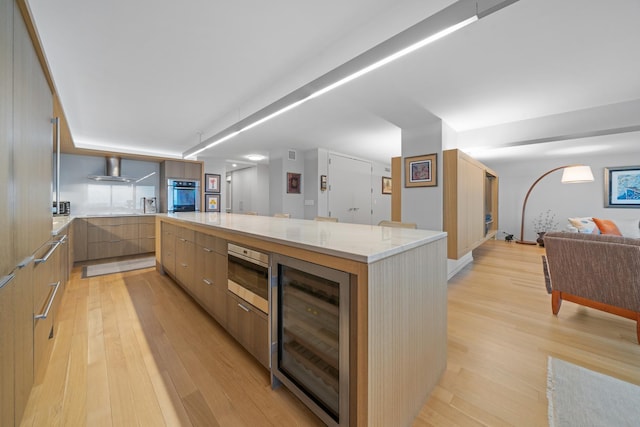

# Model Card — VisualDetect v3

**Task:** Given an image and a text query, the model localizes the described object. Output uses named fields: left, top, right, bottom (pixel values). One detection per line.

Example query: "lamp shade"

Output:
left=561, top=165, right=594, bottom=183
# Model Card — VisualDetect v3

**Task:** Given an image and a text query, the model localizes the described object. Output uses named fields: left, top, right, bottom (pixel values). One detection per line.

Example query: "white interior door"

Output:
left=327, top=154, right=372, bottom=224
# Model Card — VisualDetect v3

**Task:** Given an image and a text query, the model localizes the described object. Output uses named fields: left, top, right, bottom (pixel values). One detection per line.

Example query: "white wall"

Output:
left=485, top=147, right=640, bottom=242
left=401, top=120, right=444, bottom=231
left=371, top=161, right=392, bottom=224
left=303, top=150, right=320, bottom=219
left=58, top=153, right=159, bottom=214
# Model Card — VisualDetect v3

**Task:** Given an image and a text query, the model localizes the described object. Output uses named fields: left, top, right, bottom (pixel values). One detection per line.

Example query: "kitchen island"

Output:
left=156, top=212, right=448, bottom=426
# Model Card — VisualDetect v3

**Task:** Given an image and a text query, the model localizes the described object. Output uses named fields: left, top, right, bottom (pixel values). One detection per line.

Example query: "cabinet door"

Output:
left=73, top=218, right=88, bottom=262
left=12, top=4, right=53, bottom=261
left=175, top=228, right=195, bottom=291
left=226, top=292, right=269, bottom=369
left=184, top=161, right=202, bottom=181
left=13, top=264, right=34, bottom=423
left=458, top=156, right=485, bottom=256
left=0, top=0, right=13, bottom=274
left=163, top=160, right=185, bottom=179
left=0, top=272, right=15, bottom=427
left=195, top=236, right=227, bottom=325
left=161, top=223, right=176, bottom=276
left=138, top=220, right=156, bottom=254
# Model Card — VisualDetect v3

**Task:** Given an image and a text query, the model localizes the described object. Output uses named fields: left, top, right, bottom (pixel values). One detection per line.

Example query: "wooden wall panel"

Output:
left=367, top=237, right=448, bottom=426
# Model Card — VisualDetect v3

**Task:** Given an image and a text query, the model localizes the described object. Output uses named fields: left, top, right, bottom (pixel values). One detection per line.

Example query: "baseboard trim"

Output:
left=447, top=252, right=474, bottom=280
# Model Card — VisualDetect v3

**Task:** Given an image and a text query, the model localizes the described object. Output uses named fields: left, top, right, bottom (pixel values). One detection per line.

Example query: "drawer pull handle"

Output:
left=35, top=240, right=62, bottom=264
left=238, top=303, right=250, bottom=312
left=181, top=263, right=188, bottom=268
left=203, top=279, right=212, bottom=285
left=203, top=247, right=213, bottom=252
left=34, top=281, right=61, bottom=320
left=179, top=238, right=187, bottom=242
left=0, top=273, right=15, bottom=289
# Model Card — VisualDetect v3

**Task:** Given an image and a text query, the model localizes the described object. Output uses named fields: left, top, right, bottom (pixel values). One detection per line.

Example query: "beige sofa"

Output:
left=543, top=232, right=640, bottom=343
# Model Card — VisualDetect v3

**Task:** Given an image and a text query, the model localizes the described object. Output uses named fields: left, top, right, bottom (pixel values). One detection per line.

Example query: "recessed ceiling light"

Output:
left=246, top=154, right=266, bottom=162
left=232, top=163, right=237, bottom=167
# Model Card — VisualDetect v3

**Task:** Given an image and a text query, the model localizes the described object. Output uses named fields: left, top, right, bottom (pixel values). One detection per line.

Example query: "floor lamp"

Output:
left=517, top=165, right=594, bottom=244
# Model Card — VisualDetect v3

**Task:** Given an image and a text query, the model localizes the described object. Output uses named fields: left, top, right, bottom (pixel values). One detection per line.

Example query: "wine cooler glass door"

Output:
left=272, top=256, right=349, bottom=426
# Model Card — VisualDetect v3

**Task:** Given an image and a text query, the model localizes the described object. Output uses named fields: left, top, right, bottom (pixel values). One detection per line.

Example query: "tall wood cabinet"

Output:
left=158, top=160, right=204, bottom=213
left=444, top=149, right=499, bottom=259
left=0, top=1, right=56, bottom=425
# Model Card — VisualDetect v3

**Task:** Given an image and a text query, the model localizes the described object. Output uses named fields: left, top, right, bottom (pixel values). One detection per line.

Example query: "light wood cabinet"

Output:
left=0, top=0, right=13, bottom=275
left=161, top=222, right=177, bottom=277
left=12, top=2, right=53, bottom=262
left=159, top=160, right=203, bottom=212
left=0, top=273, right=15, bottom=427
left=226, top=291, right=269, bottom=369
left=175, top=227, right=195, bottom=292
left=2, top=2, right=55, bottom=425
left=74, top=216, right=156, bottom=261
left=73, top=218, right=88, bottom=261
left=13, top=265, right=33, bottom=426
left=138, top=216, right=156, bottom=253
left=194, top=233, right=227, bottom=326
left=444, top=149, right=499, bottom=259
left=33, top=236, right=66, bottom=385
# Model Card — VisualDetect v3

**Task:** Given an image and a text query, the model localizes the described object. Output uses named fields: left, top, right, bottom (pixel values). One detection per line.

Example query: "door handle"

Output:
left=34, top=281, right=61, bottom=320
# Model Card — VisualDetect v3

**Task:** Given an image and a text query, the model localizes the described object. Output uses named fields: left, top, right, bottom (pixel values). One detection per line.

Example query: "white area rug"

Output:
left=83, top=256, right=155, bottom=278
left=547, top=357, right=640, bottom=427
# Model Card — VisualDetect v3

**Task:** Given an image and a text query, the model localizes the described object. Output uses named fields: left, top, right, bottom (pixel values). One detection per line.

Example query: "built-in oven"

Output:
left=227, top=243, right=269, bottom=313
left=167, top=179, right=200, bottom=212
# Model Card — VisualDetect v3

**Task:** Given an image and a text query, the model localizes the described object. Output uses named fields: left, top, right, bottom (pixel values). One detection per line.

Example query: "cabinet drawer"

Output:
left=87, top=239, right=139, bottom=260
left=195, top=232, right=226, bottom=255
left=139, top=223, right=156, bottom=239
left=139, top=237, right=156, bottom=253
left=88, top=223, right=139, bottom=243
left=176, top=226, right=195, bottom=242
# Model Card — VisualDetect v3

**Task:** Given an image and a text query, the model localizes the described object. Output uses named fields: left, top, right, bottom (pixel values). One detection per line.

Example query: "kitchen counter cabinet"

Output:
left=226, top=291, right=269, bottom=369
left=174, top=226, right=195, bottom=293
left=138, top=216, right=156, bottom=253
left=71, top=215, right=156, bottom=262
left=194, top=233, right=227, bottom=326
left=161, top=222, right=176, bottom=277
left=156, top=213, right=448, bottom=426
left=73, top=218, right=88, bottom=262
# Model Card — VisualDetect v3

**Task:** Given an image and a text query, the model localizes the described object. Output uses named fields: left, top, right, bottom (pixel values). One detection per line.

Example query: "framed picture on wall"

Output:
left=205, top=193, right=221, bottom=212
left=382, top=176, right=392, bottom=194
left=287, top=172, right=301, bottom=194
left=604, top=165, right=640, bottom=207
left=404, top=153, right=437, bottom=187
left=205, top=173, right=221, bottom=193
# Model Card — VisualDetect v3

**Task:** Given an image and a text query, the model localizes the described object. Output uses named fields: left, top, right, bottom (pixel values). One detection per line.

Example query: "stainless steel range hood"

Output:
left=88, top=156, right=136, bottom=182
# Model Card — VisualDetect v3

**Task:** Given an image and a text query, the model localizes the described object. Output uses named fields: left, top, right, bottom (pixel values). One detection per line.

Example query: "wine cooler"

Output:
left=271, top=254, right=350, bottom=426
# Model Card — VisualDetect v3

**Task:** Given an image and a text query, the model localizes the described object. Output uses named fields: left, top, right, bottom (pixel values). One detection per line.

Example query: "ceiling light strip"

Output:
left=184, top=0, right=517, bottom=159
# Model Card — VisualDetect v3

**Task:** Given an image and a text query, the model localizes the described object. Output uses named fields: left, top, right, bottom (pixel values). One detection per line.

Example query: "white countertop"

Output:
left=162, top=212, right=447, bottom=264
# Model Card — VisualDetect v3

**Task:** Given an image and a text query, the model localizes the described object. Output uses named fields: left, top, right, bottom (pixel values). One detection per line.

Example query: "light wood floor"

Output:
left=20, top=240, right=640, bottom=426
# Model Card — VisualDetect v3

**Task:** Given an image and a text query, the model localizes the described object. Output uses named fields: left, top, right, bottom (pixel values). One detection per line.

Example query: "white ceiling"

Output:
left=27, top=0, right=640, bottom=167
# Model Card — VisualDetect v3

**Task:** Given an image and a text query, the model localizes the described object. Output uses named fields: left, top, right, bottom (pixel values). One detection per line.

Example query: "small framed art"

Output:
left=287, top=172, right=301, bottom=194
left=382, top=176, right=392, bottom=194
left=205, top=173, right=221, bottom=193
left=405, top=153, right=437, bottom=188
left=205, top=193, right=220, bottom=212
left=604, top=165, right=640, bottom=208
